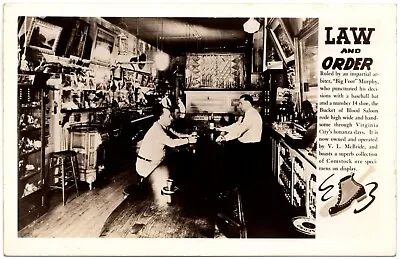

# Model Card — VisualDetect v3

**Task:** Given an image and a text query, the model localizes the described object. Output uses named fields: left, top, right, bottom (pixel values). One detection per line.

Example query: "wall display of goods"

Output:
left=186, top=53, right=245, bottom=89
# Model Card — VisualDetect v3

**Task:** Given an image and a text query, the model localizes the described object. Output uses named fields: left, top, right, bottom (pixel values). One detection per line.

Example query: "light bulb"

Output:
left=243, top=18, right=261, bottom=34
left=155, top=52, right=169, bottom=71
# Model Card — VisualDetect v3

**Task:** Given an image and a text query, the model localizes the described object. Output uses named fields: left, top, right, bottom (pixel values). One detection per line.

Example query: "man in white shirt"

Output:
left=214, top=94, right=263, bottom=215
left=215, top=94, right=262, bottom=144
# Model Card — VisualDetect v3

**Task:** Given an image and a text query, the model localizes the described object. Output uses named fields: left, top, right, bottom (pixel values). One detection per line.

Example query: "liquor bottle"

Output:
left=209, top=113, right=215, bottom=130
left=281, top=106, right=287, bottom=122
left=220, top=115, right=227, bottom=127
left=294, top=110, right=299, bottom=124
left=277, top=106, right=281, bottom=122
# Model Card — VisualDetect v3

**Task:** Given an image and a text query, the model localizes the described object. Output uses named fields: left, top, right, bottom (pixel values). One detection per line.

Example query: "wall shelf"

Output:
left=19, top=170, right=41, bottom=181
left=19, top=148, right=41, bottom=158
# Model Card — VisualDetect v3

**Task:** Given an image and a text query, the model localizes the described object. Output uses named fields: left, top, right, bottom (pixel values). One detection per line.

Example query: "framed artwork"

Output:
left=124, top=69, right=135, bottom=81
left=186, top=53, right=245, bottom=89
left=91, top=25, right=116, bottom=64
left=132, top=38, right=137, bottom=55
left=141, top=75, right=149, bottom=87
left=139, top=41, right=145, bottom=53
left=123, top=68, right=135, bottom=86
left=136, top=73, right=143, bottom=85
left=117, top=34, right=128, bottom=55
left=27, top=18, right=63, bottom=55
left=268, top=18, right=294, bottom=65
left=64, top=19, right=89, bottom=58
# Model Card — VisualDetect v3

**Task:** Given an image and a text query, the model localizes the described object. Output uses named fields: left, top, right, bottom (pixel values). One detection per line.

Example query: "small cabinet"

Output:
left=69, top=125, right=102, bottom=190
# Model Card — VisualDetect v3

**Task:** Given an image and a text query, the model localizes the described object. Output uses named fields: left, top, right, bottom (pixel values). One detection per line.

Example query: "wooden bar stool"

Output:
left=48, top=150, right=80, bottom=206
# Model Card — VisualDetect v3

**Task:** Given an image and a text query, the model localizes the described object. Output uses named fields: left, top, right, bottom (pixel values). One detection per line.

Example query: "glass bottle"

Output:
left=209, top=113, right=215, bottom=130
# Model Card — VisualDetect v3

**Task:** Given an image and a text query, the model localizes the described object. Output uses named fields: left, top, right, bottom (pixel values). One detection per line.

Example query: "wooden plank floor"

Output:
left=99, top=164, right=215, bottom=238
left=99, top=194, right=214, bottom=238
left=18, top=170, right=136, bottom=238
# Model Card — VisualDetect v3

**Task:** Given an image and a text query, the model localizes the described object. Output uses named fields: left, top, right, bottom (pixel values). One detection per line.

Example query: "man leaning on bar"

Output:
left=215, top=94, right=263, bottom=213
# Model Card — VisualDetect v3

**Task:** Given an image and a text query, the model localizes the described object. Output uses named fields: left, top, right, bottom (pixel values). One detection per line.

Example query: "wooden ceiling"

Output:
left=104, top=17, right=260, bottom=56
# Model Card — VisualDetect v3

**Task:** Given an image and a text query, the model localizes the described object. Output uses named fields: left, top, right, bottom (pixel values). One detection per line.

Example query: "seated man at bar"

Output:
left=159, top=94, right=189, bottom=138
left=215, top=94, right=263, bottom=213
left=135, top=105, right=197, bottom=182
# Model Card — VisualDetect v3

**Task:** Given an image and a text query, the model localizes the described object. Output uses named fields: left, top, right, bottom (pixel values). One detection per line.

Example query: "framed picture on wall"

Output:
left=122, top=68, right=135, bottom=89
left=136, top=73, right=143, bottom=85
left=91, top=25, right=115, bottom=65
left=132, top=38, right=136, bottom=55
left=139, top=41, right=145, bottom=53
left=64, top=19, right=89, bottom=58
left=27, top=18, right=63, bottom=55
left=141, top=74, right=150, bottom=87
left=117, top=33, right=128, bottom=55
left=268, top=18, right=294, bottom=65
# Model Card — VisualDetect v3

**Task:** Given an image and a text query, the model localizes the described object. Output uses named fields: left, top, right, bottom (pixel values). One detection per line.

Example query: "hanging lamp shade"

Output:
left=243, top=18, right=260, bottom=34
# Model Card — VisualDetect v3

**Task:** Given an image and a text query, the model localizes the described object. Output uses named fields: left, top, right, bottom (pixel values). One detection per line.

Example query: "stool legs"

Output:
left=61, top=157, right=66, bottom=206
left=70, top=155, right=80, bottom=197
left=236, top=190, right=247, bottom=238
left=49, top=151, right=81, bottom=206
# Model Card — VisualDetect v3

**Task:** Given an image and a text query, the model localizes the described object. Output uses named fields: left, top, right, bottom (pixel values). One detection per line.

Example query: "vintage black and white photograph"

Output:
left=16, top=16, right=318, bottom=239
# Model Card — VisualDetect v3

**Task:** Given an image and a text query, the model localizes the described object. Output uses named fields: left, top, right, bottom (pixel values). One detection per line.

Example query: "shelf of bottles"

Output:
left=277, top=141, right=309, bottom=211
left=278, top=142, right=292, bottom=204
left=307, top=173, right=317, bottom=219
left=18, top=73, right=49, bottom=200
left=292, top=157, right=307, bottom=209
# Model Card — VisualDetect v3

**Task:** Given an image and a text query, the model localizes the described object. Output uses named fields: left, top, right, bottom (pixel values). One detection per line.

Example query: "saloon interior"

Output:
left=17, top=16, right=318, bottom=238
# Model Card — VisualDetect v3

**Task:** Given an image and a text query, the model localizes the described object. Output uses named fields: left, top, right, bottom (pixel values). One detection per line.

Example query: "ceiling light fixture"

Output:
left=154, top=52, right=169, bottom=71
left=243, top=18, right=260, bottom=34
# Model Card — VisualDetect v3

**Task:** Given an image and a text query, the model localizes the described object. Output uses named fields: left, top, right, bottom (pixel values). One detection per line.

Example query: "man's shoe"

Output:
left=329, top=173, right=367, bottom=216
